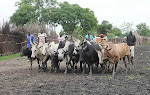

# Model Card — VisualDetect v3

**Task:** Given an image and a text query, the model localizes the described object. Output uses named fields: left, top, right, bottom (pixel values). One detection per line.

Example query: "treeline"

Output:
left=10, top=0, right=150, bottom=38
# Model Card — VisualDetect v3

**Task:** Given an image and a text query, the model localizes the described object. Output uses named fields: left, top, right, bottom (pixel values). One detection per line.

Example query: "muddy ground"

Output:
left=0, top=45, right=150, bottom=95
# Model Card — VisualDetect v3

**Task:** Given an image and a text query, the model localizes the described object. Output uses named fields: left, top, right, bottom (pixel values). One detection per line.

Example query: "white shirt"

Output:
left=38, top=33, right=47, bottom=43
left=58, top=36, right=65, bottom=42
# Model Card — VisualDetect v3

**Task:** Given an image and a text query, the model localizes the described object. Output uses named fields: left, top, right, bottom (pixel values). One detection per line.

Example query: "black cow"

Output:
left=56, top=41, right=80, bottom=74
left=20, top=46, right=40, bottom=70
left=63, top=44, right=79, bottom=74
left=80, top=40, right=101, bottom=75
left=49, top=41, right=65, bottom=73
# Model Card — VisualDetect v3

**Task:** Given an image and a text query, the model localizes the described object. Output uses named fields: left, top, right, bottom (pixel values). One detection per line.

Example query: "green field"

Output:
left=0, top=53, right=20, bottom=61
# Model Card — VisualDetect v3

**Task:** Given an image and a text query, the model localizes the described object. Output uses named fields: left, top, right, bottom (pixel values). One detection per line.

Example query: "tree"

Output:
left=109, top=33, right=115, bottom=38
left=136, top=23, right=150, bottom=37
left=97, top=20, right=112, bottom=36
left=10, top=0, right=57, bottom=26
left=10, top=4, right=37, bottom=26
left=50, top=2, right=98, bottom=35
left=111, top=27, right=122, bottom=37
left=120, top=22, right=133, bottom=33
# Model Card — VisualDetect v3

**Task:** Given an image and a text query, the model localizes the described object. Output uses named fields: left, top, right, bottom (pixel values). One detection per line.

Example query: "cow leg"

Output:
left=42, top=61, right=47, bottom=71
left=69, top=62, right=74, bottom=70
left=54, top=62, right=59, bottom=73
left=112, top=63, right=115, bottom=76
left=42, top=62, right=45, bottom=70
left=123, top=57, right=128, bottom=74
left=45, top=61, right=47, bottom=69
left=95, top=62, right=99, bottom=73
left=112, top=65, right=115, bottom=76
left=114, top=62, right=118, bottom=72
left=50, top=63, right=53, bottom=73
left=69, top=61, right=75, bottom=73
left=74, top=61, right=78, bottom=70
left=127, top=55, right=130, bottom=64
left=101, top=60, right=107, bottom=74
left=30, top=59, right=33, bottom=70
left=37, top=59, right=41, bottom=69
left=89, top=64, right=93, bottom=75
left=82, top=63, right=86, bottom=74
left=80, top=61, right=83, bottom=72
left=45, top=56, right=50, bottom=70
left=112, top=62, right=118, bottom=76
left=107, top=62, right=110, bottom=71
left=71, top=61, right=76, bottom=73
left=64, top=62, right=69, bottom=74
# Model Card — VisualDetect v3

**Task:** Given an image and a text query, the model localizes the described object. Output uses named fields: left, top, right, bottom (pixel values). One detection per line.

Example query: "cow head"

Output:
left=101, top=44, right=112, bottom=61
left=57, top=48, right=67, bottom=60
left=31, top=44, right=38, bottom=58
left=73, top=47, right=79, bottom=55
left=73, top=41, right=81, bottom=55
left=80, top=39, right=91, bottom=51
left=57, top=41, right=73, bottom=60
left=20, top=46, right=31, bottom=57
left=47, top=42, right=59, bottom=56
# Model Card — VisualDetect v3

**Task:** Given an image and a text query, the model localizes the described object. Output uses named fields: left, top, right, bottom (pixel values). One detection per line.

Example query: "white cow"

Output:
left=46, top=41, right=59, bottom=56
left=57, top=41, right=73, bottom=60
left=31, top=42, right=50, bottom=71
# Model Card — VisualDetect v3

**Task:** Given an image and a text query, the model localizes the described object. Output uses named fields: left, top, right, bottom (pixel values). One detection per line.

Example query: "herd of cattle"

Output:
left=21, top=37, right=133, bottom=76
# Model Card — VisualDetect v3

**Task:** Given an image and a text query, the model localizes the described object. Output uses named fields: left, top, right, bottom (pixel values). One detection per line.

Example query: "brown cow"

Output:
left=101, top=42, right=130, bottom=76
left=95, top=37, right=106, bottom=45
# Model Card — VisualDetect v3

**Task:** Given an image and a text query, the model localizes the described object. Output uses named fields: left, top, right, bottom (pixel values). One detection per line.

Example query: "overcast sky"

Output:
left=0, top=0, right=150, bottom=31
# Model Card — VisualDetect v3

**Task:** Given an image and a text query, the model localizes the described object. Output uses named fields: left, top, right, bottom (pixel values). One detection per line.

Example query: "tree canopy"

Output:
left=97, top=20, right=112, bottom=36
left=10, top=0, right=57, bottom=26
left=50, top=2, right=98, bottom=35
left=10, top=0, right=150, bottom=38
left=120, top=22, right=133, bottom=33
left=136, top=23, right=150, bottom=37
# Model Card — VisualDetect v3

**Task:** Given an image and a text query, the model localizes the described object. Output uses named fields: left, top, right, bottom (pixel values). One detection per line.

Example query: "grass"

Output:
left=144, top=68, right=150, bottom=71
left=0, top=53, right=20, bottom=61
left=128, top=75, right=135, bottom=80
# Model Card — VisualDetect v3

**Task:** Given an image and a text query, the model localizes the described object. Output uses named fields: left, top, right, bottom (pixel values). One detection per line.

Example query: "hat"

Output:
left=100, top=34, right=104, bottom=37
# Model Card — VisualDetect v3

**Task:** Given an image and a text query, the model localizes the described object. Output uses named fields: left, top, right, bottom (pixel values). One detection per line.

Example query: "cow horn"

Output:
left=79, top=35, right=83, bottom=39
left=33, top=41, right=37, bottom=45
left=98, top=44, right=103, bottom=48
left=106, top=45, right=109, bottom=48
left=79, top=35, right=84, bottom=41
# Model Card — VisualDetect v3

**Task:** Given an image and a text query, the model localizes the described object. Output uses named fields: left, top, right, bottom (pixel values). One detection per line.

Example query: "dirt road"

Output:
left=0, top=45, right=150, bottom=95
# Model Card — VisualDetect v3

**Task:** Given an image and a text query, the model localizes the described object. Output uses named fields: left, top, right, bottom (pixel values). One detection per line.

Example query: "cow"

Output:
left=80, top=39, right=101, bottom=75
left=20, top=46, right=40, bottom=70
left=57, top=41, right=75, bottom=74
left=101, top=42, right=131, bottom=76
left=56, top=39, right=83, bottom=74
left=93, top=37, right=107, bottom=45
left=46, top=42, right=60, bottom=73
left=31, top=42, right=50, bottom=71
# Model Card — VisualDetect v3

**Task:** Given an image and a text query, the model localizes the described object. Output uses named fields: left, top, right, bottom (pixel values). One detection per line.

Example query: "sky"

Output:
left=0, top=0, right=150, bottom=31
